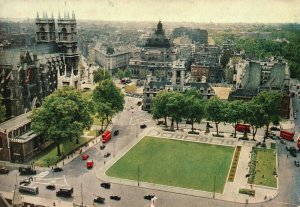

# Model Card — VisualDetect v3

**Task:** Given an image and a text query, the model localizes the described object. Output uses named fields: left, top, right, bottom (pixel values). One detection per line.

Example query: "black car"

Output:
left=100, top=182, right=111, bottom=189
left=56, top=187, right=73, bottom=198
left=104, top=152, right=111, bottom=158
left=100, top=145, right=105, bottom=150
left=295, top=160, right=300, bottom=167
left=140, top=124, right=147, bottom=129
left=270, top=126, right=280, bottom=131
left=94, top=196, right=105, bottom=204
left=19, top=167, right=36, bottom=175
left=144, top=194, right=155, bottom=200
left=0, top=167, right=9, bottom=174
left=46, top=184, right=56, bottom=190
left=19, top=177, right=33, bottom=185
left=113, top=130, right=119, bottom=136
left=53, top=167, right=63, bottom=172
left=110, top=195, right=121, bottom=201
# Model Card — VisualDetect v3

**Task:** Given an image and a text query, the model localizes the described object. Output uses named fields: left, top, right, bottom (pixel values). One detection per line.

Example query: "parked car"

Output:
left=86, top=160, right=94, bottom=169
left=82, top=154, right=89, bottom=160
left=53, top=167, right=63, bottom=172
left=0, top=167, right=9, bottom=174
left=104, top=152, right=111, bottom=158
left=19, top=167, right=36, bottom=175
left=113, top=130, right=119, bottom=136
left=295, top=160, right=300, bottom=167
left=100, top=145, right=105, bottom=150
left=94, top=196, right=105, bottom=204
left=140, top=124, right=147, bottom=129
left=110, top=195, right=121, bottom=201
left=270, top=126, right=280, bottom=131
left=280, top=139, right=286, bottom=144
left=56, top=187, right=73, bottom=198
left=100, top=182, right=111, bottom=189
left=144, top=194, right=155, bottom=200
left=46, top=184, right=56, bottom=190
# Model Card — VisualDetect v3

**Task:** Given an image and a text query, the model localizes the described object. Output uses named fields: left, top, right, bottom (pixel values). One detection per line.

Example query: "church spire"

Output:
left=36, top=11, right=39, bottom=19
left=72, top=10, right=75, bottom=19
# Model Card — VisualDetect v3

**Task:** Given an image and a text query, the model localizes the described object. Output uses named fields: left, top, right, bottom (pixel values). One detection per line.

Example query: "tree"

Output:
left=124, top=67, right=132, bottom=78
left=95, top=102, right=114, bottom=131
left=225, top=100, right=245, bottom=138
left=116, top=69, right=125, bottom=79
left=244, top=101, right=267, bottom=140
left=92, top=79, right=124, bottom=120
left=205, top=97, right=227, bottom=136
left=165, top=92, right=184, bottom=130
left=151, top=91, right=172, bottom=127
left=93, top=68, right=111, bottom=83
left=184, top=96, right=205, bottom=132
left=0, top=95, right=6, bottom=123
left=252, top=91, right=283, bottom=142
left=31, top=86, right=93, bottom=156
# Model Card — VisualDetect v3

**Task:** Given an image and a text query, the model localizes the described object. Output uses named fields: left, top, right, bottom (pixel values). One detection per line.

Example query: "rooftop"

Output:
left=0, top=112, right=32, bottom=133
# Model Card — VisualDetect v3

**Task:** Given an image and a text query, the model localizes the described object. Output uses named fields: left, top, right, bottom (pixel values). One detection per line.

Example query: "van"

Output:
left=19, top=183, right=39, bottom=195
left=56, top=187, right=73, bottom=198
left=102, top=130, right=111, bottom=143
left=235, top=123, right=250, bottom=133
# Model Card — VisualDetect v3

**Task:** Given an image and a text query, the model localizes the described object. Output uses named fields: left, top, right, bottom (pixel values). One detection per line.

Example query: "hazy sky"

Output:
left=0, top=0, right=299, bottom=23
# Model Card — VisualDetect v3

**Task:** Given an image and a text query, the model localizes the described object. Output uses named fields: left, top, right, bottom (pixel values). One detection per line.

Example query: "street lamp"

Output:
left=137, top=164, right=140, bottom=187
left=213, top=175, right=216, bottom=199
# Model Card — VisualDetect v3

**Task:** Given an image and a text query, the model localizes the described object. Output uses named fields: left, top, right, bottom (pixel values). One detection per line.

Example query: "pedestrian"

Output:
left=53, top=202, right=56, bottom=206
left=51, top=166, right=53, bottom=170
left=63, top=161, right=64, bottom=166
left=287, top=154, right=289, bottom=158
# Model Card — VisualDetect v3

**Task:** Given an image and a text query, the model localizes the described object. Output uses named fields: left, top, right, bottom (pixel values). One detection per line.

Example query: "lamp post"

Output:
left=138, top=164, right=140, bottom=187
left=213, top=175, right=216, bottom=199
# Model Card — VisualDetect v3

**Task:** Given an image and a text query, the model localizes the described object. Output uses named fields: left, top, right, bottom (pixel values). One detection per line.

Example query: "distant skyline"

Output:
left=0, top=0, right=300, bottom=23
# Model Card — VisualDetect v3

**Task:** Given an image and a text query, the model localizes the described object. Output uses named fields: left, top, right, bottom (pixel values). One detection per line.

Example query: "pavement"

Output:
left=95, top=125, right=284, bottom=204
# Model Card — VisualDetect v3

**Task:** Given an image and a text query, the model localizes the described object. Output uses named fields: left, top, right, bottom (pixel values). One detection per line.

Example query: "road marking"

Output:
left=34, top=171, right=49, bottom=179
left=269, top=201, right=299, bottom=206
left=35, top=177, right=65, bottom=181
left=64, top=175, right=67, bottom=184
left=297, top=191, right=300, bottom=202
left=130, top=115, right=133, bottom=124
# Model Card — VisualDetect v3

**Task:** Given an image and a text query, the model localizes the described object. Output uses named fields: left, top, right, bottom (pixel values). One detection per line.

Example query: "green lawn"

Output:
left=106, top=137, right=234, bottom=193
left=32, top=137, right=93, bottom=167
left=253, top=148, right=277, bottom=187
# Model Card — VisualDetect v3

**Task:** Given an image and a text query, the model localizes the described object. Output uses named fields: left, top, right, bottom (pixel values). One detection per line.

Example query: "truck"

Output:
left=19, top=183, right=39, bottom=195
left=235, top=123, right=251, bottom=133
left=280, top=130, right=295, bottom=141
left=102, top=130, right=112, bottom=143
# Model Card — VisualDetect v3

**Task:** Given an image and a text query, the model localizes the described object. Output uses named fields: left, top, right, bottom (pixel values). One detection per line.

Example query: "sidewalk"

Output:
left=95, top=126, right=279, bottom=204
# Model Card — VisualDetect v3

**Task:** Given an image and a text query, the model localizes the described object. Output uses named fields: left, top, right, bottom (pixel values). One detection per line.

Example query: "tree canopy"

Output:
left=93, top=68, right=111, bottom=83
left=31, top=86, right=93, bottom=156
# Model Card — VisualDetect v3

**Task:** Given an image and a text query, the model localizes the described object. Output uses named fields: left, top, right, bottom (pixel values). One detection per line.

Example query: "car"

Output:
left=82, top=154, right=89, bottom=160
left=270, top=126, right=280, bottom=131
left=291, top=151, right=297, bottom=157
left=56, top=187, right=73, bottom=198
left=140, top=124, right=147, bottom=129
left=104, top=152, right=111, bottom=158
left=137, top=101, right=142, bottom=106
left=280, top=139, right=286, bottom=144
left=94, top=196, right=105, bottom=204
left=110, top=195, right=121, bottom=201
left=19, top=177, right=33, bottom=185
left=53, top=167, right=63, bottom=172
left=86, top=160, right=94, bottom=169
left=100, top=145, right=105, bottom=150
left=19, top=167, right=36, bottom=175
left=144, top=194, right=155, bottom=200
left=295, top=160, right=300, bottom=167
left=113, top=130, right=119, bottom=136
left=0, top=167, right=9, bottom=174
left=46, top=184, right=56, bottom=190
left=100, top=182, right=111, bottom=189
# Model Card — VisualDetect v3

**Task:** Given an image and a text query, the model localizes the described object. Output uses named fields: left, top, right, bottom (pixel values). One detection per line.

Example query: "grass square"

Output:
left=106, top=136, right=234, bottom=193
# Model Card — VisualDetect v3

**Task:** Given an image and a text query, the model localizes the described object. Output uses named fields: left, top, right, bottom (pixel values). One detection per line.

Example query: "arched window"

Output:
left=61, top=28, right=67, bottom=41
left=40, top=27, right=46, bottom=40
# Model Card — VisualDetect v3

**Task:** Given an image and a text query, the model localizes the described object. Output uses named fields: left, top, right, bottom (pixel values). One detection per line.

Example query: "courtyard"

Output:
left=106, top=136, right=235, bottom=193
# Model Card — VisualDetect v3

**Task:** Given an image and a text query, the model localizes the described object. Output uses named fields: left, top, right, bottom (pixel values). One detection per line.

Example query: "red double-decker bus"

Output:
left=102, top=130, right=112, bottom=143
left=280, top=130, right=295, bottom=141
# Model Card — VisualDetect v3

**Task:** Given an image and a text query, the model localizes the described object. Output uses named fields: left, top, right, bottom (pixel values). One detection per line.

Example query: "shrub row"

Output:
left=228, top=146, right=242, bottom=182
left=239, top=188, right=255, bottom=196
left=248, top=148, right=258, bottom=184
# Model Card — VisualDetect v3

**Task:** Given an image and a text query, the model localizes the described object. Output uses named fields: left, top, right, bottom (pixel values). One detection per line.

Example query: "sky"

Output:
left=0, top=0, right=300, bottom=23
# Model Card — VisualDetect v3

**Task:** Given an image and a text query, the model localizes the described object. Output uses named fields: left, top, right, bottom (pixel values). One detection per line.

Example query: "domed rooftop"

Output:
left=144, top=21, right=171, bottom=48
